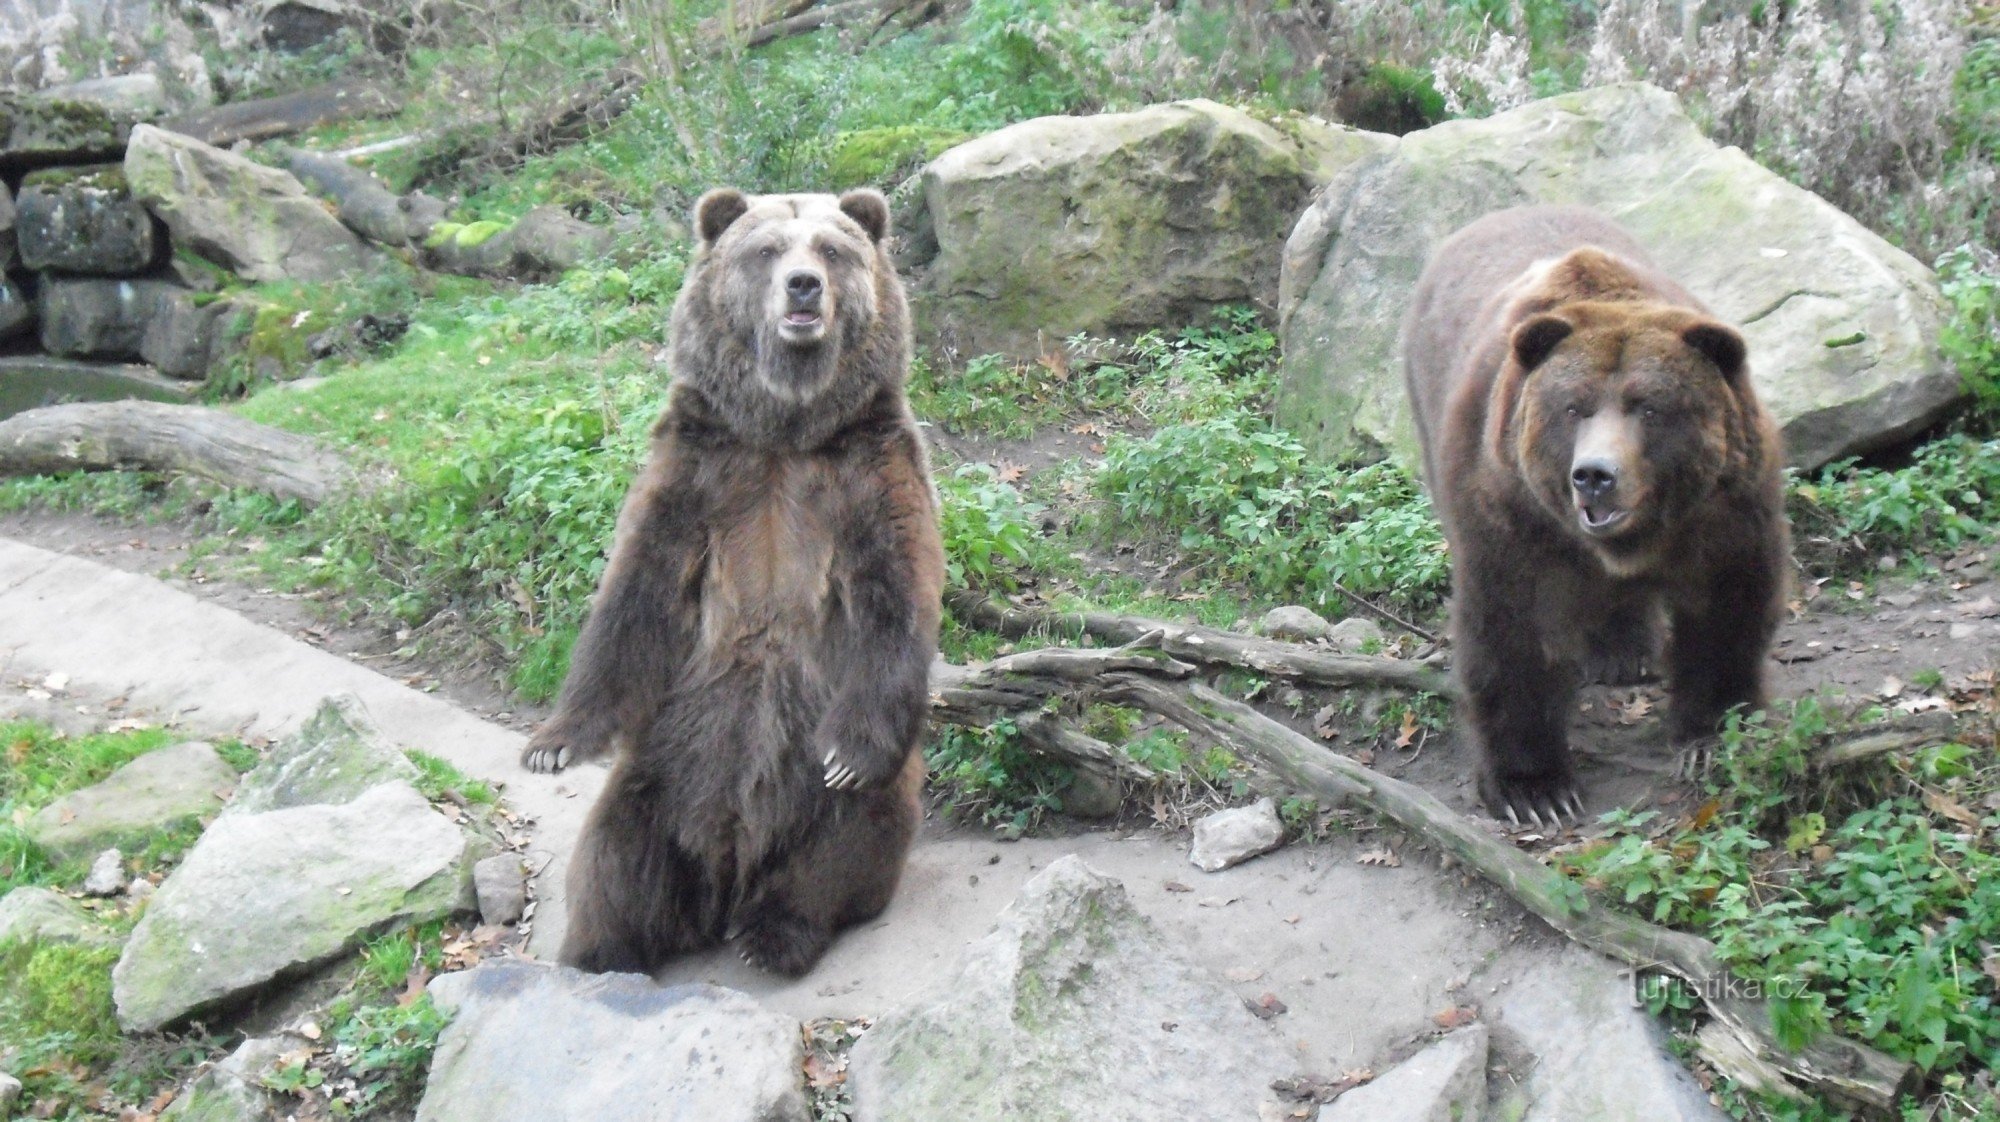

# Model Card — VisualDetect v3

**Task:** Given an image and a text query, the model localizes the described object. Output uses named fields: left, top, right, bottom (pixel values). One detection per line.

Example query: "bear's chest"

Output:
left=697, top=464, right=839, bottom=657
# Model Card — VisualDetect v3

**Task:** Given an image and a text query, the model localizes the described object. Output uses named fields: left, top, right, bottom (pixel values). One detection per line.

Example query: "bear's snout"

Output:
left=1570, top=411, right=1641, bottom=535
left=785, top=269, right=823, bottom=306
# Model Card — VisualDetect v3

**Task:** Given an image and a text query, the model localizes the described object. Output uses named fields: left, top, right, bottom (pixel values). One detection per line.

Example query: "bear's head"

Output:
left=668, top=187, right=910, bottom=447
left=1493, top=296, right=1764, bottom=571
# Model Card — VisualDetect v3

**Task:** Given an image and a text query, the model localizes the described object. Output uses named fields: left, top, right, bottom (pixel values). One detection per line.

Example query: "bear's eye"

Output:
left=818, top=244, right=842, bottom=263
left=757, top=245, right=779, bottom=260
left=1564, top=405, right=1580, bottom=419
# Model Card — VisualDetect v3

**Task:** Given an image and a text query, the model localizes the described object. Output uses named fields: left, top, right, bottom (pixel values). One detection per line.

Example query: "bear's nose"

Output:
left=786, top=270, right=823, bottom=302
left=1571, top=460, right=1618, bottom=500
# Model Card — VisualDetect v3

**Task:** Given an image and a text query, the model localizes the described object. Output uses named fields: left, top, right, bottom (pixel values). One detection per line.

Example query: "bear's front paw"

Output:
left=1480, top=766, right=1586, bottom=829
left=822, top=744, right=897, bottom=790
left=520, top=721, right=600, bottom=774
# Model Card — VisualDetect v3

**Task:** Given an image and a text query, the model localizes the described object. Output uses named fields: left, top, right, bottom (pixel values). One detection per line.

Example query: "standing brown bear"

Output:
left=521, top=187, right=944, bottom=976
left=1402, top=205, right=1789, bottom=826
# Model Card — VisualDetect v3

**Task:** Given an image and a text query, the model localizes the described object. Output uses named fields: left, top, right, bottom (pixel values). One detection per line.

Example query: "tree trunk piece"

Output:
left=0, top=401, right=354, bottom=506
left=946, top=591, right=1455, bottom=695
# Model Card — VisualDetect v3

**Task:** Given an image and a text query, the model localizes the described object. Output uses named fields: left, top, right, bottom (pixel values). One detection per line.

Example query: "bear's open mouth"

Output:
left=783, top=310, right=822, bottom=328
left=1576, top=499, right=1630, bottom=535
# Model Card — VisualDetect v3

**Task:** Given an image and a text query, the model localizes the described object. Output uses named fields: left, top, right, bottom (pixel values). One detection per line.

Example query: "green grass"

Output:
left=404, top=751, right=498, bottom=807
left=1564, top=699, right=2000, bottom=1114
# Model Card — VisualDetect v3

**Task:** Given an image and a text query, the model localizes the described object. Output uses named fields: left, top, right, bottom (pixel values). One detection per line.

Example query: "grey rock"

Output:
left=38, top=277, right=180, bottom=360
left=17, top=163, right=161, bottom=274
left=127, top=877, right=156, bottom=905
left=0, top=885, right=115, bottom=946
left=26, top=740, right=236, bottom=861
left=472, top=853, right=526, bottom=927
left=0, top=355, right=195, bottom=417
left=124, top=123, right=380, bottom=283
left=159, top=1032, right=302, bottom=1121
left=1259, top=605, right=1334, bottom=642
left=228, top=694, right=417, bottom=815
left=112, top=782, right=474, bottom=1032
left=0, top=88, right=137, bottom=167
left=37, top=73, right=171, bottom=119
left=1189, top=797, right=1285, bottom=872
left=1326, top=617, right=1387, bottom=655
left=848, top=855, right=1291, bottom=1119
left=1496, top=946, right=1724, bottom=1121
left=82, top=846, right=125, bottom=896
left=0, top=274, right=30, bottom=342
left=418, top=960, right=809, bottom=1122
left=0, top=179, right=15, bottom=268
left=140, top=288, right=229, bottom=380
left=0, top=1071, right=20, bottom=1116
left=257, top=0, right=368, bottom=53
left=917, top=100, right=1379, bottom=357
left=1276, top=83, right=1957, bottom=472
left=1321, top=1024, right=1489, bottom=1122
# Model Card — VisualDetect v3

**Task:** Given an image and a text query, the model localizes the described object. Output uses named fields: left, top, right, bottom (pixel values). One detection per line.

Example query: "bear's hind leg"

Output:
left=560, top=770, right=720, bottom=974
left=736, top=751, right=923, bottom=977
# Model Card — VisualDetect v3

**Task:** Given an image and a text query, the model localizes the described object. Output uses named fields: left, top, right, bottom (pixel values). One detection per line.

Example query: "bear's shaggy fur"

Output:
left=521, top=187, right=944, bottom=976
left=1402, top=205, right=1789, bottom=824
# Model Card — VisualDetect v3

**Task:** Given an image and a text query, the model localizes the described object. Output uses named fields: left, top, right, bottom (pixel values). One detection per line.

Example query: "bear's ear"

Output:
left=1682, top=321, right=1747, bottom=383
left=1510, top=313, right=1574, bottom=372
left=838, top=189, right=891, bottom=244
left=694, top=188, right=751, bottom=246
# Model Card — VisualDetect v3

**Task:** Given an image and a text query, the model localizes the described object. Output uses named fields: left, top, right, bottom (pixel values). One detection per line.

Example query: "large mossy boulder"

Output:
left=913, top=99, right=1388, bottom=358
left=123, top=123, right=379, bottom=283
left=25, top=740, right=237, bottom=862
left=417, top=962, right=810, bottom=1122
left=16, top=163, right=163, bottom=274
left=847, top=855, right=1292, bottom=1119
left=112, top=698, right=474, bottom=1032
left=1276, top=83, right=1957, bottom=472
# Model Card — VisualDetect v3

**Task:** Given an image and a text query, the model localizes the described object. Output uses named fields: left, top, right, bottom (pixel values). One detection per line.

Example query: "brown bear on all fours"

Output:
left=1402, top=205, right=1790, bottom=826
left=520, top=187, right=945, bottom=977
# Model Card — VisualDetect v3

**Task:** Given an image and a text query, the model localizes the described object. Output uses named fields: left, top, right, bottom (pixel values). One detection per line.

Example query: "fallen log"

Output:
left=946, top=591, right=1454, bottom=695
left=0, top=401, right=355, bottom=506
left=163, top=79, right=398, bottom=147
left=284, top=147, right=450, bottom=247
left=1095, top=672, right=1917, bottom=1112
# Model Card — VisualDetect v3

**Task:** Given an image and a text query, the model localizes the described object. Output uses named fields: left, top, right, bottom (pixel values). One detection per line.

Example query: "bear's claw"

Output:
left=520, top=740, right=573, bottom=774
left=1487, top=775, right=1586, bottom=830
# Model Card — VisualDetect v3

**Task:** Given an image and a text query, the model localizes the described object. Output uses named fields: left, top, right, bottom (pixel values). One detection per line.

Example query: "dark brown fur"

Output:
left=1402, top=205, right=1789, bottom=823
left=521, top=187, right=944, bottom=976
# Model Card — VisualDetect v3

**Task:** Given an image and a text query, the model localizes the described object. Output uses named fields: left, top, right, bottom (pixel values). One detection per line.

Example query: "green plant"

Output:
left=405, top=750, right=497, bottom=807
left=324, top=995, right=450, bottom=1115
left=1565, top=698, right=2000, bottom=1101
left=938, top=464, right=1045, bottom=590
left=925, top=719, right=1071, bottom=837
left=1788, top=437, right=2000, bottom=575
left=1937, top=245, right=2000, bottom=430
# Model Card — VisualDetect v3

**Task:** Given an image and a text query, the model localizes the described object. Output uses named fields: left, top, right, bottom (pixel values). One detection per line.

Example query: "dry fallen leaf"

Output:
left=1226, top=967, right=1266, bottom=983
left=995, top=461, right=1027, bottom=484
left=1247, top=992, right=1289, bottom=1019
left=1432, top=1004, right=1479, bottom=1029
left=804, top=1052, right=847, bottom=1089
left=1924, top=789, right=1982, bottom=832
left=1356, top=848, right=1401, bottom=868
left=1312, top=704, right=1341, bottom=741
left=1880, top=675, right=1905, bottom=699
left=1163, top=880, right=1193, bottom=893
left=1393, top=710, right=1419, bottom=749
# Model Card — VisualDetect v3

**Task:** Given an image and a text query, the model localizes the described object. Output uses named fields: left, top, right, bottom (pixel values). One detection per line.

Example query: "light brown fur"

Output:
left=1402, top=205, right=1789, bottom=823
left=521, top=187, right=944, bottom=976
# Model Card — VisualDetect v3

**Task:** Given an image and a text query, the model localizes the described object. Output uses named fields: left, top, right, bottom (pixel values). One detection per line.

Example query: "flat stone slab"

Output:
left=418, top=961, right=808, bottom=1122
left=1189, top=797, right=1285, bottom=872
left=849, top=855, right=1294, bottom=1119
left=1494, top=945, right=1725, bottom=1121
left=113, top=781, right=474, bottom=1031
left=26, top=740, right=236, bottom=860
left=229, top=694, right=418, bottom=815
left=1321, top=1024, right=1488, bottom=1122
left=0, top=356, right=194, bottom=422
